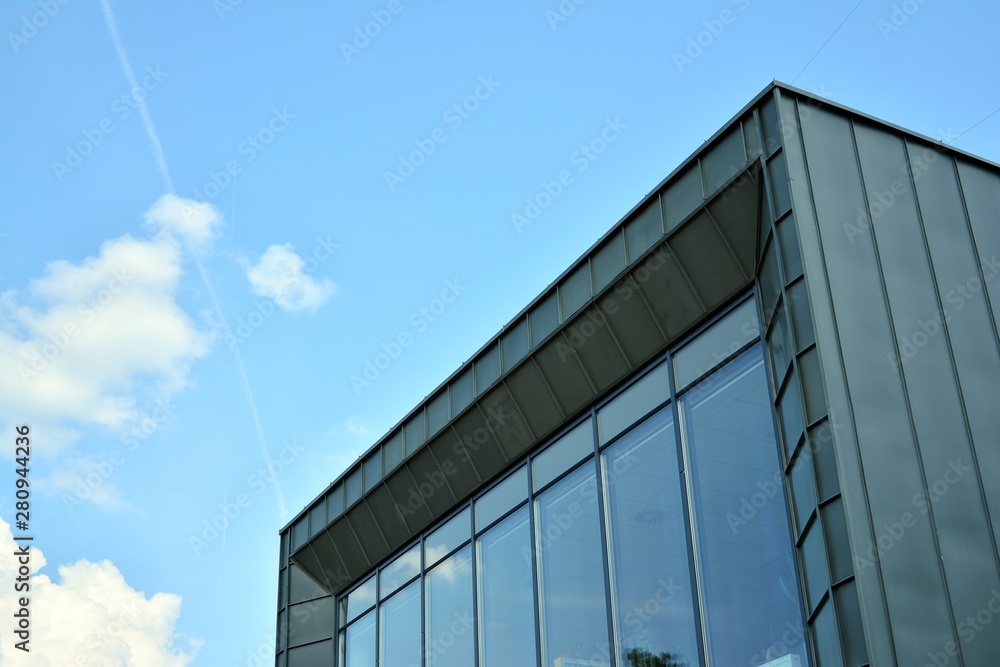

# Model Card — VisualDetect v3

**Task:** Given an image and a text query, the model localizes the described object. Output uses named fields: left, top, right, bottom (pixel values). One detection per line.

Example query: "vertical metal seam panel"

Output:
left=784, top=94, right=894, bottom=666
left=847, top=119, right=966, bottom=662
left=949, top=155, right=1000, bottom=553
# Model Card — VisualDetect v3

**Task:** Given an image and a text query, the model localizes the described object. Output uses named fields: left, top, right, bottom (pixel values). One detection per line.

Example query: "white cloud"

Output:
left=144, top=194, right=221, bottom=254
left=0, top=231, right=210, bottom=454
left=244, top=244, right=335, bottom=312
left=0, top=516, right=201, bottom=665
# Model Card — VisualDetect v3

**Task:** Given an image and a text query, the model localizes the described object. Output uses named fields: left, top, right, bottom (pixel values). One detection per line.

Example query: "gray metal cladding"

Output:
left=790, top=95, right=1000, bottom=666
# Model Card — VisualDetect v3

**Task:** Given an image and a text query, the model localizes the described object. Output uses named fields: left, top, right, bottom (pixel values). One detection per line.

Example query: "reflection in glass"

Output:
left=344, top=576, right=376, bottom=624
left=536, top=461, right=611, bottom=666
left=475, top=466, right=528, bottom=532
left=682, top=346, right=809, bottom=666
left=426, top=547, right=474, bottom=667
left=380, top=581, right=421, bottom=667
left=604, top=409, right=701, bottom=667
left=380, top=543, right=420, bottom=599
left=344, top=609, right=375, bottom=667
left=477, top=507, right=537, bottom=667
left=425, top=507, right=470, bottom=567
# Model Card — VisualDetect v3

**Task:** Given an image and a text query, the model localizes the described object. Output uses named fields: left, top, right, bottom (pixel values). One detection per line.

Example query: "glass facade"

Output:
left=329, top=299, right=809, bottom=667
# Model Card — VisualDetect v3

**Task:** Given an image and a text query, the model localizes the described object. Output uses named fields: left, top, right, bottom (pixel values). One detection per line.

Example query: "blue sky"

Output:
left=0, top=1, right=997, bottom=664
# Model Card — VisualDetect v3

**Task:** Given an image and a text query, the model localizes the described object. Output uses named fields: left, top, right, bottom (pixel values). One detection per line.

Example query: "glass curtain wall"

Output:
left=336, top=300, right=809, bottom=667
left=681, top=348, right=808, bottom=666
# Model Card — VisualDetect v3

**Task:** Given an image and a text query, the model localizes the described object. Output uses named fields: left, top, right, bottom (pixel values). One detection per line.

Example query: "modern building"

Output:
left=274, top=82, right=1000, bottom=667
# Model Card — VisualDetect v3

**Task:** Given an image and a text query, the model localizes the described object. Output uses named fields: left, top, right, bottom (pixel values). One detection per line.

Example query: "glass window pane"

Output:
left=836, top=580, right=868, bottom=666
left=309, top=500, right=327, bottom=537
left=345, top=576, right=376, bottom=624
left=673, top=298, right=758, bottom=391
left=452, top=368, right=475, bottom=414
left=380, top=543, right=421, bottom=599
left=404, top=411, right=426, bottom=454
left=682, top=346, right=809, bottom=667
left=664, top=163, right=704, bottom=231
left=703, top=125, right=747, bottom=194
left=478, top=507, right=536, bottom=667
left=760, top=94, right=781, bottom=155
left=363, top=452, right=381, bottom=493
left=759, top=238, right=782, bottom=319
left=383, top=433, right=403, bottom=474
left=426, top=547, right=475, bottom=667
left=292, top=517, right=309, bottom=551
left=769, top=151, right=792, bottom=217
left=810, top=421, right=840, bottom=501
left=502, top=319, right=529, bottom=371
left=767, top=299, right=792, bottom=391
left=822, top=498, right=852, bottom=584
left=532, top=419, right=594, bottom=491
left=428, top=390, right=450, bottom=436
left=593, top=232, right=626, bottom=292
left=328, top=483, right=344, bottom=521
left=536, top=463, right=611, bottom=667
left=425, top=507, right=471, bottom=567
left=346, top=467, right=363, bottom=507
left=560, top=262, right=592, bottom=319
left=604, top=409, right=701, bottom=667
left=787, top=278, right=815, bottom=352
left=777, top=214, right=804, bottom=282
left=476, top=345, right=501, bottom=393
left=744, top=116, right=762, bottom=158
left=380, top=581, right=421, bottom=667
left=344, top=609, right=375, bottom=667
left=530, top=291, right=560, bottom=346
left=599, top=362, right=670, bottom=444
left=625, top=198, right=663, bottom=262
left=476, top=465, right=528, bottom=532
